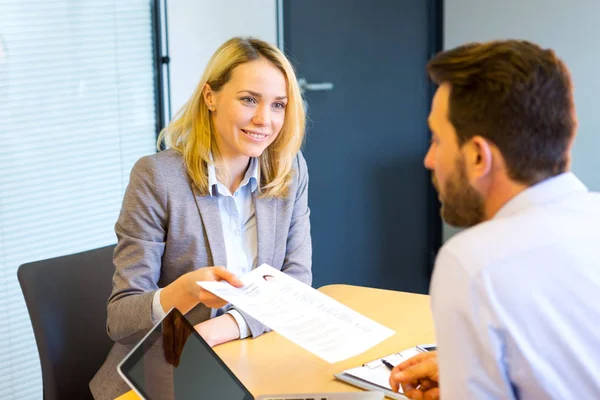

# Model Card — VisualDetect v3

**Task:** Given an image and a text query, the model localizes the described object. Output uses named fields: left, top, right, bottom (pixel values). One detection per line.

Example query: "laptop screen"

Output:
left=118, top=308, right=254, bottom=400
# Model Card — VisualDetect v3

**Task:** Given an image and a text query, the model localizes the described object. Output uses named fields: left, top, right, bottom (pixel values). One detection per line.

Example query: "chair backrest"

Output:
left=18, top=245, right=116, bottom=400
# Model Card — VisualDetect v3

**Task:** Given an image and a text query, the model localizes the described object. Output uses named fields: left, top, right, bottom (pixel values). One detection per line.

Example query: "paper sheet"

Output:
left=197, top=264, right=395, bottom=363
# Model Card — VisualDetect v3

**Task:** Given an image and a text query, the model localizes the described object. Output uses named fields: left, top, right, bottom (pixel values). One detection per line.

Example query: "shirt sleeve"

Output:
left=227, top=310, right=250, bottom=339
left=107, top=155, right=167, bottom=342
left=431, top=247, right=516, bottom=399
left=151, top=288, right=166, bottom=324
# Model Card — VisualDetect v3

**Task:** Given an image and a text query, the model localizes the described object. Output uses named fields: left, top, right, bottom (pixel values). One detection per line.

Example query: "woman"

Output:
left=90, top=37, right=311, bottom=399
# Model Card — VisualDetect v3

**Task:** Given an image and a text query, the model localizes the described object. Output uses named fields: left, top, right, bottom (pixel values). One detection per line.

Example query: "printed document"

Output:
left=197, top=264, right=395, bottom=363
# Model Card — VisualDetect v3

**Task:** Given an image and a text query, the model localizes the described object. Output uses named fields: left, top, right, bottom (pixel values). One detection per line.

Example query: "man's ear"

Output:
left=465, top=136, right=493, bottom=180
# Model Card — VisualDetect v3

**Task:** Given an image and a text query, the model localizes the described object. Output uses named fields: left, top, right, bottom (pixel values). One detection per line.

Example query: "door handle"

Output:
left=298, top=77, right=334, bottom=93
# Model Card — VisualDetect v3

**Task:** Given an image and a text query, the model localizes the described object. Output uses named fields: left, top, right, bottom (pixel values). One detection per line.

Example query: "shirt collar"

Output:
left=494, top=172, right=588, bottom=219
left=207, top=156, right=259, bottom=196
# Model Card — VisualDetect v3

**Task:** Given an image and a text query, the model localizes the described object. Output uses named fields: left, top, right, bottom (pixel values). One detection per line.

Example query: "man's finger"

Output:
left=419, top=378, right=436, bottom=391
left=390, top=371, right=416, bottom=393
left=389, top=373, right=415, bottom=392
left=402, top=384, right=424, bottom=400
left=396, top=351, right=437, bottom=371
left=424, top=387, right=440, bottom=400
left=391, top=358, right=437, bottom=383
left=389, top=375, right=400, bottom=392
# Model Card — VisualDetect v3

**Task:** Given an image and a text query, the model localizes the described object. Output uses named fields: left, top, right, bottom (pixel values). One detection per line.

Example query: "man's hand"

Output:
left=389, top=351, right=440, bottom=400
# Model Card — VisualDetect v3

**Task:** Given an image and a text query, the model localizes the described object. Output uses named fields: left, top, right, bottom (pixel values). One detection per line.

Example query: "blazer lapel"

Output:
left=254, top=192, right=277, bottom=268
left=192, top=187, right=228, bottom=267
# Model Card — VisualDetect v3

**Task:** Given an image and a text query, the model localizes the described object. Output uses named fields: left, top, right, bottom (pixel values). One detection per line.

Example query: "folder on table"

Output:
left=334, top=345, right=436, bottom=399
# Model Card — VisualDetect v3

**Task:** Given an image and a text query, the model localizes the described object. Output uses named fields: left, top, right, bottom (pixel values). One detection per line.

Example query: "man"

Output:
left=390, top=40, right=600, bottom=399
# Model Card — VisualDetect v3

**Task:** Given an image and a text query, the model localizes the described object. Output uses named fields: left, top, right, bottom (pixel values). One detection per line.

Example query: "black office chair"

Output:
left=18, top=245, right=116, bottom=400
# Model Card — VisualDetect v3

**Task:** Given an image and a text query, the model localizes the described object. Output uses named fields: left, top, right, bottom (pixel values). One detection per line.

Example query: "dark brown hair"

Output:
left=427, top=40, right=576, bottom=185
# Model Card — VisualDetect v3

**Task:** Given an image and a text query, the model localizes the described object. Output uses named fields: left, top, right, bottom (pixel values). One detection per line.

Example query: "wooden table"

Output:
left=116, top=284, right=435, bottom=400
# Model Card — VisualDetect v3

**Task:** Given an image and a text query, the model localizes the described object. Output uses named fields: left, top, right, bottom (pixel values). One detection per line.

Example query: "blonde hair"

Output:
left=157, top=37, right=306, bottom=198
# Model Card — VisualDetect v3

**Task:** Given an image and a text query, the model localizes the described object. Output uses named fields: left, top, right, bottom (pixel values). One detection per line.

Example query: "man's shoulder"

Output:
left=439, top=213, right=541, bottom=278
left=441, top=191, right=600, bottom=275
left=440, top=220, right=502, bottom=270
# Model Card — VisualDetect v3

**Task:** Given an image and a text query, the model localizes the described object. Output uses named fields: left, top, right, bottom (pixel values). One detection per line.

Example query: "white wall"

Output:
left=166, top=0, right=277, bottom=116
left=444, top=0, right=600, bottom=241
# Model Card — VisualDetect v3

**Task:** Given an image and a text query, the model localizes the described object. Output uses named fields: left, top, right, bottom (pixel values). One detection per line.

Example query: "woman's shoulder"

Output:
left=132, top=148, right=186, bottom=176
left=284, top=150, right=308, bottom=197
left=127, top=149, right=190, bottom=201
left=294, top=150, right=308, bottom=177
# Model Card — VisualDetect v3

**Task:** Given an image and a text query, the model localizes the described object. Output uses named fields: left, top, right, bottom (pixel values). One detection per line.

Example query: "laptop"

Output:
left=117, top=308, right=383, bottom=400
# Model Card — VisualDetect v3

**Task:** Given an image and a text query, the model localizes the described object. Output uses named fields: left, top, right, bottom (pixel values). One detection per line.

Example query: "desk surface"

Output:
left=116, top=284, right=434, bottom=400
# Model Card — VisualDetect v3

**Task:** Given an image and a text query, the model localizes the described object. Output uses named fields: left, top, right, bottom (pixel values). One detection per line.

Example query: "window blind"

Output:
left=0, top=1, right=157, bottom=398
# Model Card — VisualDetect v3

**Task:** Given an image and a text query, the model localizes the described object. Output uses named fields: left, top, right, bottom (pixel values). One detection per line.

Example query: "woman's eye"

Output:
left=273, top=102, right=286, bottom=110
left=241, top=96, right=257, bottom=104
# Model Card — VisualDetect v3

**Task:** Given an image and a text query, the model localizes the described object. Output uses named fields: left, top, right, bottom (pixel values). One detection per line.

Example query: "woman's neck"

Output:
left=218, top=154, right=251, bottom=194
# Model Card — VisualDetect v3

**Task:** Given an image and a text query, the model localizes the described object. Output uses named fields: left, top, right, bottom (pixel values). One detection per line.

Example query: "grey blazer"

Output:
left=90, top=149, right=312, bottom=400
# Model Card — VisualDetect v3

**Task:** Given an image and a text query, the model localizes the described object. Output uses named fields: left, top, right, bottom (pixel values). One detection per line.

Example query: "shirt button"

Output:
left=234, top=229, right=241, bottom=236
left=234, top=191, right=239, bottom=197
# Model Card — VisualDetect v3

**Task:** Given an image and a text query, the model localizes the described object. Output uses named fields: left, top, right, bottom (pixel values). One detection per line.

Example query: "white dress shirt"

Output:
left=152, top=157, right=259, bottom=339
left=431, top=172, right=600, bottom=399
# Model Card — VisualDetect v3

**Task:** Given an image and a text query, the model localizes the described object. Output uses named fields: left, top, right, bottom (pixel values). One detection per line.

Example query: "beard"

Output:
left=433, top=156, right=485, bottom=228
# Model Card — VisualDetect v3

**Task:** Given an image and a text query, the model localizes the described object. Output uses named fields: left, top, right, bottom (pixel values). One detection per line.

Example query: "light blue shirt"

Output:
left=431, top=172, right=600, bottom=399
left=152, top=157, right=259, bottom=339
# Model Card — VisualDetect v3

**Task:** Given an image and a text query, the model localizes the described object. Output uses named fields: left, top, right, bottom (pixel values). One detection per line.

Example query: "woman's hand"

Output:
left=178, top=266, right=244, bottom=308
left=160, top=266, right=244, bottom=315
left=195, top=314, right=241, bottom=347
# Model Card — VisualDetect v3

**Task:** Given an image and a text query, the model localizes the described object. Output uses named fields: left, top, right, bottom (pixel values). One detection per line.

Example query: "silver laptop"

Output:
left=117, top=308, right=383, bottom=400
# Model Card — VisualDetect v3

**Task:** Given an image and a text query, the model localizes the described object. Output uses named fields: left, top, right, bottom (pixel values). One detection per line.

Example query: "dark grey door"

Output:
left=283, top=0, right=442, bottom=294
